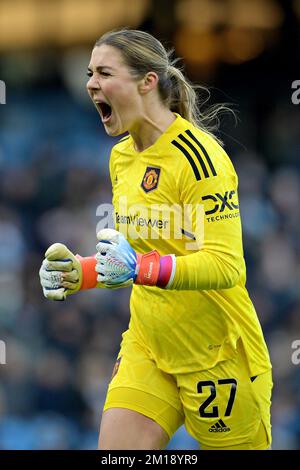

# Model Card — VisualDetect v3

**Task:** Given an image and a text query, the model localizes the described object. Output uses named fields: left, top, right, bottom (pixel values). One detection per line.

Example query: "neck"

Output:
left=130, top=104, right=175, bottom=153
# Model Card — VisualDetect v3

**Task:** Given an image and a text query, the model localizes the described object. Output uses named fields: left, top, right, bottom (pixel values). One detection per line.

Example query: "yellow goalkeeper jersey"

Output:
left=109, top=113, right=271, bottom=376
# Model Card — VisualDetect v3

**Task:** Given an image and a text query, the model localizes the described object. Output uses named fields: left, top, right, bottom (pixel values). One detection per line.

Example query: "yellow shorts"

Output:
left=104, top=331, right=272, bottom=450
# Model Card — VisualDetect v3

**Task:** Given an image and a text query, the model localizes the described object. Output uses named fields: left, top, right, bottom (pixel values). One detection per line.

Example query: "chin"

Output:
left=103, top=124, right=125, bottom=137
left=105, top=129, right=123, bottom=137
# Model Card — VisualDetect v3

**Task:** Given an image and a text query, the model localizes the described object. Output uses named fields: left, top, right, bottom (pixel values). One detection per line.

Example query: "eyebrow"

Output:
left=87, top=65, right=114, bottom=72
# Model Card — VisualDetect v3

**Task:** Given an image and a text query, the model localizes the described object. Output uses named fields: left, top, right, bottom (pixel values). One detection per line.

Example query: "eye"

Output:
left=87, top=71, right=93, bottom=77
left=100, top=71, right=111, bottom=77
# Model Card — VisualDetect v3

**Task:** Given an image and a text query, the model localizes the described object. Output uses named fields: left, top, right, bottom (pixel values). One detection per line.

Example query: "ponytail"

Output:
left=166, top=64, right=233, bottom=145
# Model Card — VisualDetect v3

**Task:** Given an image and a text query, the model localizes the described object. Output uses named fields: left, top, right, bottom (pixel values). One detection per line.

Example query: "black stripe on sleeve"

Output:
left=171, top=139, right=201, bottom=181
left=178, top=133, right=209, bottom=178
left=185, top=129, right=217, bottom=176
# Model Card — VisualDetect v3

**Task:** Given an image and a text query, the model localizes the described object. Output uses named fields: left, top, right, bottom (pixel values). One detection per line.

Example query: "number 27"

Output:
left=197, top=378, right=237, bottom=418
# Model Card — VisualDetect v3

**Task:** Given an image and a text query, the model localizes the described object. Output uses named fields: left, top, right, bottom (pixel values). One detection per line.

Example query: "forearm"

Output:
left=170, top=250, right=241, bottom=291
left=78, top=249, right=241, bottom=292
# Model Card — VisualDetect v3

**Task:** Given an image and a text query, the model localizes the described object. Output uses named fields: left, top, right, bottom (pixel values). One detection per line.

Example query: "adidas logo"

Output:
left=209, top=419, right=231, bottom=433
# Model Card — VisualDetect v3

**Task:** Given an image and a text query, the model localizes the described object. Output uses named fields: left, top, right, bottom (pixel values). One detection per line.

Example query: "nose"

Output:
left=87, top=75, right=100, bottom=92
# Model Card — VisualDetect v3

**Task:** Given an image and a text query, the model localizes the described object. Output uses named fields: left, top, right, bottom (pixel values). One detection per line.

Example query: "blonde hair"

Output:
left=95, top=29, right=232, bottom=144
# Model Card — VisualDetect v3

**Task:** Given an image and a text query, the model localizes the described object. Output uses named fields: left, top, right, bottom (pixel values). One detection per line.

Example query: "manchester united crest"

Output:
left=141, top=166, right=161, bottom=193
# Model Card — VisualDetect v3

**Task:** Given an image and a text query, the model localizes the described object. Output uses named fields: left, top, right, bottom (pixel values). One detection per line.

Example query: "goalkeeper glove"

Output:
left=95, top=229, right=176, bottom=288
left=39, top=243, right=83, bottom=300
left=39, top=243, right=100, bottom=300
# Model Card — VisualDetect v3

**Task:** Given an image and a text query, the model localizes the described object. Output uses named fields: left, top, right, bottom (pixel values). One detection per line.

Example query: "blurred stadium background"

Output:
left=0, top=0, right=299, bottom=449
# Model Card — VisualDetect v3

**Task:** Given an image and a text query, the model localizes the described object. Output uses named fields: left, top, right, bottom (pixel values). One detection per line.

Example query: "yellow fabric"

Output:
left=109, top=113, right=271, bottom=376
left=201, top=419, right=271, bottom=450
left=103, top=331, right=184, bottom=439
left=104, top=332, right=272, bottom=449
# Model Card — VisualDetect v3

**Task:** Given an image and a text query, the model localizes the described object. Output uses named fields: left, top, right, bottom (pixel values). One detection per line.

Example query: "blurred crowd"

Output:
left=0, top=82, right=299, bottom=449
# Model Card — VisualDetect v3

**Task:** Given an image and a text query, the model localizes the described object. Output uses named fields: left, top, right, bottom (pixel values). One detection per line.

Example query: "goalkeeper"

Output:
left=39, top=29, right=272, bottom=450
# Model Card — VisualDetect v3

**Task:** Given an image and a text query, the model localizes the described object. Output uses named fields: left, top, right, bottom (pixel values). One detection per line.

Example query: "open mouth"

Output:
left=95, top=101, right=112, bottom=122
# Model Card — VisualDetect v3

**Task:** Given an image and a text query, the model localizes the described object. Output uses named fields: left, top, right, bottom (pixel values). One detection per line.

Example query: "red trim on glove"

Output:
left=135, top=250, right=161, bottom=286
left=135, top=251, right=174, bottom=288
left=76, top=255, right=98, bottom=290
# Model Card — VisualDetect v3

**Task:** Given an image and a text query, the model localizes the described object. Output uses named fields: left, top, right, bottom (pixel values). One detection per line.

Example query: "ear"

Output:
left=138, top=72, right=159, bottom=95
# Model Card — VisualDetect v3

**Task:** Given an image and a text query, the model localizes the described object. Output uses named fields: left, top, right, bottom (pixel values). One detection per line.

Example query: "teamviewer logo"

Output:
left=0, top=80, right=6, bottom=104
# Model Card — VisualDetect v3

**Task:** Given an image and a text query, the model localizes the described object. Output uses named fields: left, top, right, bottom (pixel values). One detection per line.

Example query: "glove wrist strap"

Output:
left=135, top=251, right=176, bottom=288
left=76, top=255, right=98, bottom=290
left=135, top=251, right=160, bottom=286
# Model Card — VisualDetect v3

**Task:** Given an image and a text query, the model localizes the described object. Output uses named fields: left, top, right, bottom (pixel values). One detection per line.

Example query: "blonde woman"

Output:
left=39, top=30, right=272, bottom=450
